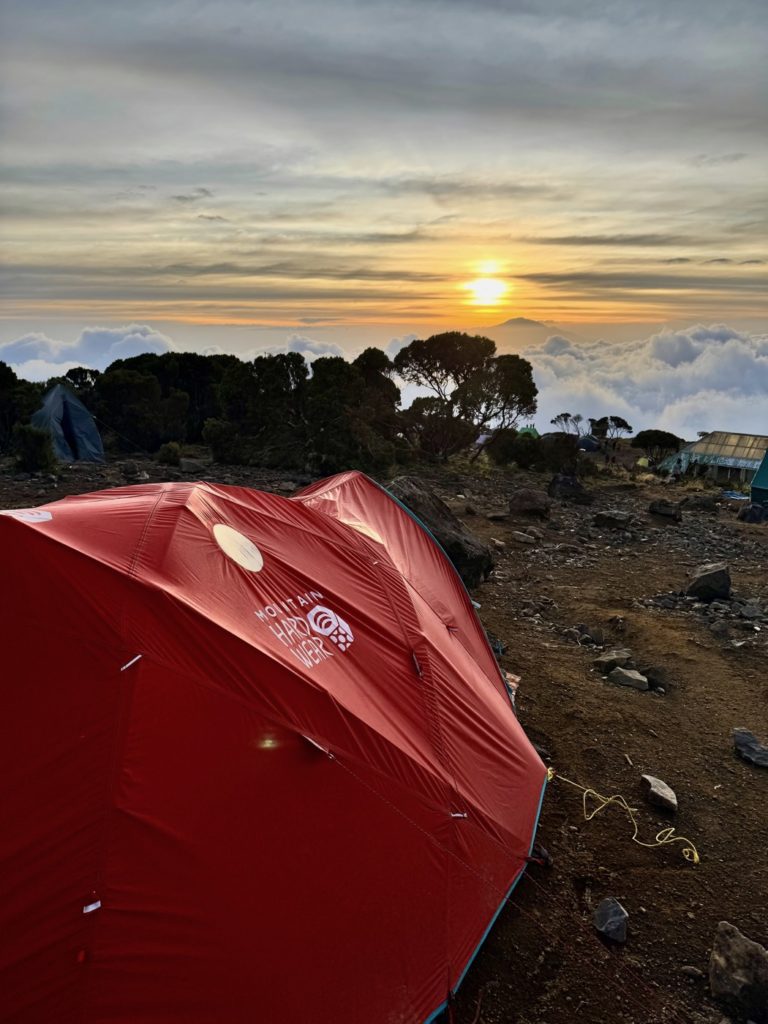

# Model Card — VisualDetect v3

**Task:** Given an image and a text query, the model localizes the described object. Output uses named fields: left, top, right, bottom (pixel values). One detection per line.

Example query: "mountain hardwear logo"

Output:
left=306, top=605, right=354, bottom=652
left=254, top=592, right=354, bottom=668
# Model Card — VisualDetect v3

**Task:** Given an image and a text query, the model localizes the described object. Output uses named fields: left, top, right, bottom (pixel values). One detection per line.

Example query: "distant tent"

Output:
left=577, top=434, right=601, bottom=453
left=518, top=425, right=540, bottom=439
left=31, top=384, right=104, bottom=463
left=752, top=452, right=768, bottom=508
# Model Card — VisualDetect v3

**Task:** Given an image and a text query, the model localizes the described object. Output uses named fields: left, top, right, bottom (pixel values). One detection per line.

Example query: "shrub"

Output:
left=13, top=424, right=57, bottom=473
left=156, top=441, right=181, bottom=466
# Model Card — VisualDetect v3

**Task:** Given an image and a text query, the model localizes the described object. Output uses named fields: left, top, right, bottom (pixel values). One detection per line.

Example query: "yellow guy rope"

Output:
left=547, top=767, right=701, bottom=865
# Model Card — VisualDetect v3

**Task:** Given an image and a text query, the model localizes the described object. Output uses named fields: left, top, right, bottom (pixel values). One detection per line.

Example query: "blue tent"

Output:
left=31, top=384, right=105, bottom=463
left=751, top=452, right=768, bottom=508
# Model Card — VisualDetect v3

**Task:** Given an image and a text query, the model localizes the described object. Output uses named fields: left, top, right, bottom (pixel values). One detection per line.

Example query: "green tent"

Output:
left=751, top=452, right=768, bottom=508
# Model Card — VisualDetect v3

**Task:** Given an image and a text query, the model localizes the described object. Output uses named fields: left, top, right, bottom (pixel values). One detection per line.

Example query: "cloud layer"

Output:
left=0, top=324, right=174, bottom=380
left=524, top=324, right=768, bottom=437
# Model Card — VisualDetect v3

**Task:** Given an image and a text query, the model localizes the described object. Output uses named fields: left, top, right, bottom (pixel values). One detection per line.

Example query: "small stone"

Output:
left=510, top=531, right=536, bottom=545
left=710, top=620, right=731, bottom=639
left=709, top=921, right=768, bottom=1019
left=681, top=965, right=705, bottom=979
left=593, top=510, right=633, bottom=530
left=594, top=649, right=633, bottom=673
left=608, top=667, right=649, bottom=691
left=640, top=774, right=678, bottom=812
left=733, top=728, right=768, bottom=768
left=594, top=898, right=628, bottom=943
left=490, top=537, right=506, bottom=551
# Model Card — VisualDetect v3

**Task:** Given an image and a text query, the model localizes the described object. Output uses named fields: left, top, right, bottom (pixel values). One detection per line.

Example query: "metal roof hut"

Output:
left=658, top=431, right=768, bottom=484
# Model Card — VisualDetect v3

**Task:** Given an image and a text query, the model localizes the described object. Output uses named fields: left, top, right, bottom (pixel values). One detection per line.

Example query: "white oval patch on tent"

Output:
left=0, top=509, right=53, bottom=523
left=213, top=524, right=264, bottom=572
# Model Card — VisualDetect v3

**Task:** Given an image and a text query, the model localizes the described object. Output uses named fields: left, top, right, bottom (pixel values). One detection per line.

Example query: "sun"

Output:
left=466, top=276, right=508, bottom=305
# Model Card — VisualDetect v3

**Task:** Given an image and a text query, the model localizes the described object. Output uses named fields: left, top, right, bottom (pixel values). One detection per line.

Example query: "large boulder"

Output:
left=709, top=921, right=768, bottom=1022
left=547, top=472, right=593, bottom=505
left=738, top=502, right=767, bottom=524
left=508, top=487, right=551, bottom=519
left=388, top=476, right=494, bottom=588
left=686, top=562, right=731, bottom=602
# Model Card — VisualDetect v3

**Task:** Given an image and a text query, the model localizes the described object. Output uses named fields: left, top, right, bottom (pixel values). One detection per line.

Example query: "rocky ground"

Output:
left=2, top=455, right=767, bottom=1024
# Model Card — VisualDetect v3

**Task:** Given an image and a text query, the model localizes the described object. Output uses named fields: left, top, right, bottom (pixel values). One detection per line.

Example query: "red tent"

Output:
left=0, top=472, right=546, bottom=1024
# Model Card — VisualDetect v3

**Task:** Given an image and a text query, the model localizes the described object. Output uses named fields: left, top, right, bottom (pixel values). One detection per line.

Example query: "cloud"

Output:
left=690, top=152, right=748, bottom=167
left=385, top=334, right=417, bottom=358
left=528, top=233, right=696, bottom=247
left=171, top=187, right=213, bottom=202
left=0, top=324, right=175, bottom=380
left=524, top=323, right=768, bottom=437
left=286, top=334, right=344, bottom=358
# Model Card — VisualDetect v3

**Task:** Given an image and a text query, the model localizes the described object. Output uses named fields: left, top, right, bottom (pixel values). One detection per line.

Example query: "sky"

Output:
left=1, top=0, right=766, bottom=433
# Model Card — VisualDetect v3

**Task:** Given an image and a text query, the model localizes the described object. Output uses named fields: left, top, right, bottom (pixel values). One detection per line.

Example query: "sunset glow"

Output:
left=466, top=277, right=508, bottom=306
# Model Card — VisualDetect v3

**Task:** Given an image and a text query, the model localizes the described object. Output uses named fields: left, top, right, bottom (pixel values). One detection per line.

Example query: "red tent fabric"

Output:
left=0, top=472, right=546, bottom=1024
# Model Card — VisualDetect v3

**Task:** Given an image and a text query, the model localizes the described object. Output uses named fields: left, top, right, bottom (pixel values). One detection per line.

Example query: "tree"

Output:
left=393, top=331, right=495, bottom=400
left=590, top=415, right=633, bottom=440
left=550, top=411, right=574, bottom=433
left=400, top=397, right=477, bottom=462
left=457, top=353, right=538, bottom=459
left=65, top=366, right=101, bottom=393
left=394, top=332, right=537, bottom=460
left=632, top=429, right=682, bottom=461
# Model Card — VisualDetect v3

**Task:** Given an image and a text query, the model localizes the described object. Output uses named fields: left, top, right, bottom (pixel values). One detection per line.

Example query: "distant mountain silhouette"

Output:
left=483, top=316, right=580, bottom=351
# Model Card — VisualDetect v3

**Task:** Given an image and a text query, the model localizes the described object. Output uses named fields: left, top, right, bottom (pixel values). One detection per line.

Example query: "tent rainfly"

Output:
left=0, top=472, right=546, bottom=1024
left=30, top=383, right=105, bottom=463
left=751, top=452, right=768, bottom=508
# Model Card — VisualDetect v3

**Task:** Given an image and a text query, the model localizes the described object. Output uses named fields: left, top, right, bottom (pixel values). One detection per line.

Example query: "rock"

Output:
left=648, top=498, right=683, bottom=521
left=593, top=648, right=633, bottom=673
left=594, top=898, right=628, bottom=943
left=737, top=503, right=767, bottom=524
left=593, top=510, right=633, bottom=530
left=687, top=563, right=732, bottom=602
left=524, top=526, right=544, bottom=540
left=710, top=620, right=731, bottom=639
left=277, top=480, right=298, bottom=491
left=640, top=774, right=678, bottom=812
left=510, top=531, right=536, bottom=545
left=388, top=476, right=494, bottom=588
left=508, top=488, right=551, bottom=519
left=608, top=667, right=649, bottom=691
left=637, top=664, right=669, bottom=691
left=577, top=623, right=604, bottom=646
left=547, top=472, right=593, bottom=505
left=681, top=493, right=718, bottom=512
left=179, top=457, right=210, bottom=474
left=709, top=921, right=768, bottom=1021
left=487, top=510, right=510, bottom=522
left=121, top=460, right=139, bottom=479
left=490, top=537, right=506, bottom=551
left=681, top=965, right=705, bottom=979
left=733, top=728, right=768, bottom=768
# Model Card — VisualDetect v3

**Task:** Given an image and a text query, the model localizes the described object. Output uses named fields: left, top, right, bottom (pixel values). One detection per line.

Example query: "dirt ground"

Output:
left=2, top=457, right=767, bottom=1024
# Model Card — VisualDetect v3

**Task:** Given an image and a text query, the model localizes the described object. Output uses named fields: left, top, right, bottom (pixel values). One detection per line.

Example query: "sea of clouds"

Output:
left=1, top=322, right=766, bottom=439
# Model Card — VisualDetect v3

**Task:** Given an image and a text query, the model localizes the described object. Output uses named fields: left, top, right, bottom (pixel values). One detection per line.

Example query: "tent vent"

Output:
left=82, top=900, right=101, bottom=915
